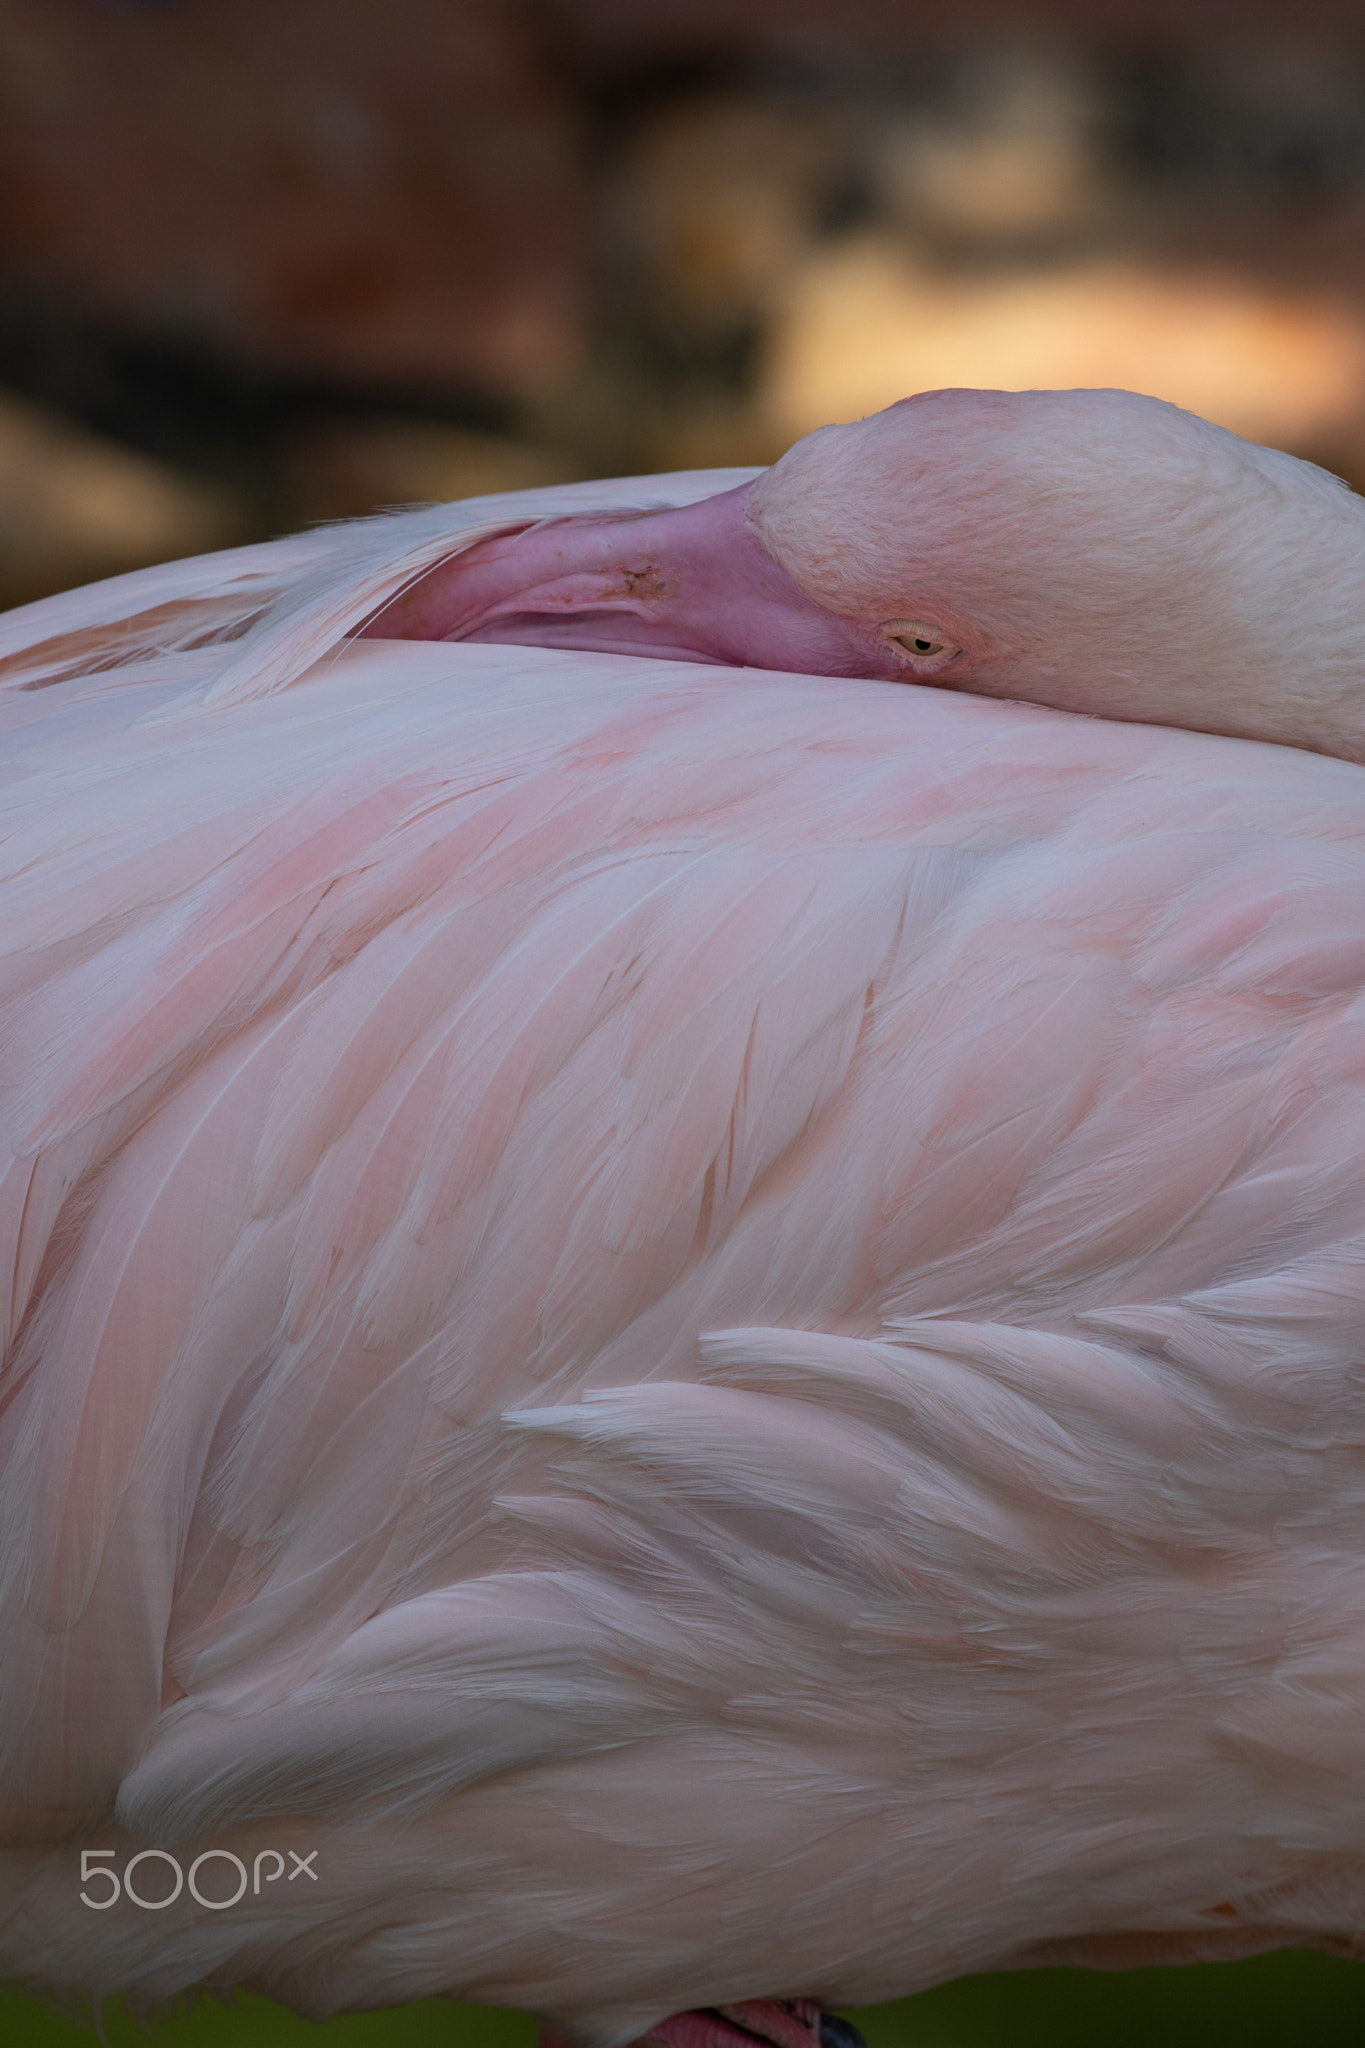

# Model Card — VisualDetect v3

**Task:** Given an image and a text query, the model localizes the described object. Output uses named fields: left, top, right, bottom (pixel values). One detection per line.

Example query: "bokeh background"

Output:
left=4, top=0, right=1365, bottom=2038
left=10, top=0, right=1365, bottom=610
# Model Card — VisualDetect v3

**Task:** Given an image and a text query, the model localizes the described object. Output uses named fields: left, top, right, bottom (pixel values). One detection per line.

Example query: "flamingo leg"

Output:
left=542, top=2001, right=865, bottom=2048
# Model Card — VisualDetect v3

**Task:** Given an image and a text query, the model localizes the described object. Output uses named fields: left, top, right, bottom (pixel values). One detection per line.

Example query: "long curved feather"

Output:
left=3, top=483, right=1365, bottom=2025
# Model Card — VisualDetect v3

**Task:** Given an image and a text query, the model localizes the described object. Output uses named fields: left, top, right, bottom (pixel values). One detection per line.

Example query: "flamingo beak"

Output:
left=356, top=486, right=905, bottom=683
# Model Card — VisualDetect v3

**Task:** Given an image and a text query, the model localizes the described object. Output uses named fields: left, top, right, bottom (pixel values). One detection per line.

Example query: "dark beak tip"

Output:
left=819, top=2017, right=867, bottom=2048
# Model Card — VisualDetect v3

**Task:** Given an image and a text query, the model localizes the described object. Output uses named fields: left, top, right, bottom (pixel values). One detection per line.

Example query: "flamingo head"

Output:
left=362, top=387, right=1365, bottom=761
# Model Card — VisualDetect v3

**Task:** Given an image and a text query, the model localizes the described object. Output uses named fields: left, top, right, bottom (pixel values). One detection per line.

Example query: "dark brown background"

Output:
left=5, top=0, right=1365, bottom=606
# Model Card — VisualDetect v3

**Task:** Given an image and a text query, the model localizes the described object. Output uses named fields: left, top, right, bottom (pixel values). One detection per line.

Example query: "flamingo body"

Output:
left=2, top=461, right=1365, bottom=2028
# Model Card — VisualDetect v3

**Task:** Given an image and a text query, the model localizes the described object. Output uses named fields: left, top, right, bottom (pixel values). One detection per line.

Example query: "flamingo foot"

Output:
left=543, top=2000, right=866, bottom=2048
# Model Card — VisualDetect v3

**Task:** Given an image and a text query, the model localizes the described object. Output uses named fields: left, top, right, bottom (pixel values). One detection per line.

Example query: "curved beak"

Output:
left=358, top=484, right=901, bottom=682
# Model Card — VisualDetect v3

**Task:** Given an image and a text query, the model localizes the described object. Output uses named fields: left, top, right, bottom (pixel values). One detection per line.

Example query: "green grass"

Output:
left=3, top=1953, right=1363, bottom=2048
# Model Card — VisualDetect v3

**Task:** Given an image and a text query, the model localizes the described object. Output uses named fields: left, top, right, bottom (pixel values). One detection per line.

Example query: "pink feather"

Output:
left=3, top=455, right=1365, bottom=2035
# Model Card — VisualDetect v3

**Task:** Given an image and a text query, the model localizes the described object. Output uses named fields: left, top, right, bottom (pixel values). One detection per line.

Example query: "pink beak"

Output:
left=357, top=484, right=907, bottom=683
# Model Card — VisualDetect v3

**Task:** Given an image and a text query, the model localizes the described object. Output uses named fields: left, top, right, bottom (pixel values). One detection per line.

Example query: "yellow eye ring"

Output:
left=880, top=620, right=959, bottom=666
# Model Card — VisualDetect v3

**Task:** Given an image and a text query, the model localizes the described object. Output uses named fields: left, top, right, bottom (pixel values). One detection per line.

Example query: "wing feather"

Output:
left=4, top=521, right=1365, bottom=2020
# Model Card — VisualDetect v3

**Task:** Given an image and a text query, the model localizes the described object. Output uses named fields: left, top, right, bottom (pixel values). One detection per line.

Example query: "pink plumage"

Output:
left=4, top=399, right=1365, bottom=2035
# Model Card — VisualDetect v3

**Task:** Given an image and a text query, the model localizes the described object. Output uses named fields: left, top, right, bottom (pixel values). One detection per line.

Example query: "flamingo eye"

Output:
left=881, top=620, right=960, bottom=668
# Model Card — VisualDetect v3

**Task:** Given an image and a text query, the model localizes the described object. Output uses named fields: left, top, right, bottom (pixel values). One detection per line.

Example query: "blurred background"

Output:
left=8, top=0, right=1365, bottom=608
left=4, top=0, right=1365, bottom=2037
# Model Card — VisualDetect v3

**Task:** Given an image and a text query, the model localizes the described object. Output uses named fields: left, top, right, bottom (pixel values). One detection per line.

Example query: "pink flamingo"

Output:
left=3, top=389, right=1365, bottom=2040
